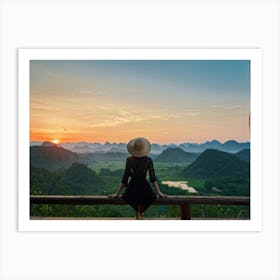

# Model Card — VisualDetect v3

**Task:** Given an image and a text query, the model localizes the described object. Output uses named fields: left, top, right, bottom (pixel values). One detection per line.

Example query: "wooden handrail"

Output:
left=30, top=195, right=250, bottom=220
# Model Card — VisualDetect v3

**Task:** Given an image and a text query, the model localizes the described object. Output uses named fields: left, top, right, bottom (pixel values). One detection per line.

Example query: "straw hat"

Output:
left=127, top=137, right=151, bottom=157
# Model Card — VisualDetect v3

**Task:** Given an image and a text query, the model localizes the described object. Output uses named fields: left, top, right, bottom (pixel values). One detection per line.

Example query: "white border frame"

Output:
left=18, top=48, right=262, bottom=232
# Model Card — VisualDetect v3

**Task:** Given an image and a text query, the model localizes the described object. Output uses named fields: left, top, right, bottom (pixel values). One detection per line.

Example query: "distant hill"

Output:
left=179, top=139, right=221, bottom=152
left=183, top=149, right=249, bottom=179
left=234, top=149, right=250, bottom=162
left=31, top=139, right=250, bottom=154
left=179, top=140, right=250, bottom=153
left=30, top=144, right=79, bottom=170
left=41, top=141, right=58, bottom=147
left=61, top=163, right=103, bottom=193
left=221, top=140, right=249, bottom=153
left=156, top=147, right=198, bottom=163
left=85, top=151, right=128, bottom=162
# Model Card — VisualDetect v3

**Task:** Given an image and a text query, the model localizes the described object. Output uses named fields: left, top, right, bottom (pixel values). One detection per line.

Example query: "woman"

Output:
left=110, top=137, right=167, bottom=219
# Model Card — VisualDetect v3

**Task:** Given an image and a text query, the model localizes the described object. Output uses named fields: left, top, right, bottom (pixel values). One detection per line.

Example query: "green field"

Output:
left=88, top=160, right=125, bottom=173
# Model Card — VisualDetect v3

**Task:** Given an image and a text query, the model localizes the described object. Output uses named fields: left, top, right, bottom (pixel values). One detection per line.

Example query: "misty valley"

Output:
left=30, top=140, right=250, bottom=219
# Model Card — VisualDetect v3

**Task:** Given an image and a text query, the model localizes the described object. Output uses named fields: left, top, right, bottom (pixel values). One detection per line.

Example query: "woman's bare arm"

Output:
left=109, top=183, right=125, bottom=198
left=152, top=181, right=167, bottom=198
left=109, top=159, right=129, bottom=198
left=149, top=159, right=167, bottom=198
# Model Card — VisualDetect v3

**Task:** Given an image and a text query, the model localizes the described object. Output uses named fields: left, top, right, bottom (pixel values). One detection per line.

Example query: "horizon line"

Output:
left=29, top=138, right=251, bottom=145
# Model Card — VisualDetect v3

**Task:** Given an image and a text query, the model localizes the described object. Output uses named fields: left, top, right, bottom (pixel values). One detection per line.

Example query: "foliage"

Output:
left=234, top=149, right=250, bottom=162
left=203, top=177, right=250, bottom=196
left=30, top=150, right=250, bottom=219
left=191, top=205, right=250, bottom=219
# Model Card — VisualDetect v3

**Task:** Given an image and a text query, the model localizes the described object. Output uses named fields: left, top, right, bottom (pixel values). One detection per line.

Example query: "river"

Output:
left=161, top=180, right=198, bottom=193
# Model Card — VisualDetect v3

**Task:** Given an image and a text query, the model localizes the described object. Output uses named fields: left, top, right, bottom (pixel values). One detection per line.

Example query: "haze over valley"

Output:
left=30, top=139, right=250, bottom=155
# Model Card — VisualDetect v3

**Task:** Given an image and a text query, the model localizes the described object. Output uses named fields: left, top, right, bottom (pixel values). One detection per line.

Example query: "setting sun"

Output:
left=52, top=139, right=60, bottom=144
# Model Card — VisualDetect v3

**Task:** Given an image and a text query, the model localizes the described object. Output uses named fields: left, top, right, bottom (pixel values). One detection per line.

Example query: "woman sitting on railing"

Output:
left=109, top=137, right=167, bottom=219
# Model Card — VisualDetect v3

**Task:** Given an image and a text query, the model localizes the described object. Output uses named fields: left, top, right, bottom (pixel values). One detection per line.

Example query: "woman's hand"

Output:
left=108, top=193, right=120, bottom=198
left=157, top=192, right=167, bottom=198
left=108, top=184, right=125, bottom=198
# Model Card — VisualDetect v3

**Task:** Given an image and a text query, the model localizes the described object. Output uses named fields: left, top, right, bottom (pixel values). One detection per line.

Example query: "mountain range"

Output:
left=183, top=149, right=250, bottom=179
left=30, top=141, right=250, bottom=172
left=30, top=139, right=250, bottom=154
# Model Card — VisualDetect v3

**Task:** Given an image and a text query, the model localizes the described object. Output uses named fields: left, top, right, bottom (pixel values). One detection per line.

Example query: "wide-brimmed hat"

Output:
left=127, top=137, right=151, bottom=157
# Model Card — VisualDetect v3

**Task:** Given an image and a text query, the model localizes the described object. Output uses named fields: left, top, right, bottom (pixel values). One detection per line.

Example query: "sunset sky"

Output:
left=30, top=60, right=250, bottom=144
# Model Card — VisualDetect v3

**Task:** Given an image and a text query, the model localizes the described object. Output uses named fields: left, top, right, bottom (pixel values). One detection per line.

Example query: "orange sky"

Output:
left=30, top=60, right=250, bottom=144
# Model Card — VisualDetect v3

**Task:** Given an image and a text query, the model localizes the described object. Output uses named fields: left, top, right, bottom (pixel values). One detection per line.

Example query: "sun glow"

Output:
left=53, top=139, right=60, bottom=144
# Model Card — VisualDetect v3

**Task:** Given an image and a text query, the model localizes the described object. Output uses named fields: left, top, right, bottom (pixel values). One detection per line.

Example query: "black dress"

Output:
left=121, top=156, right=157, bottom=212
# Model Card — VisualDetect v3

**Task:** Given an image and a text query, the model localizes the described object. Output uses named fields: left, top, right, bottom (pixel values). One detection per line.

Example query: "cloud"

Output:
left=88, top=107, right=201, bottom=128
left=210, top=104, right=241, bottom=110
left=89, top=118, right=130, bottom=128
left=89, top=110, right=146, bottom=128
left=76, top=88, right=104, bottom=96
left=148, top=109, right=201, bottom=121
left=183, top=109, right=201, bottom=117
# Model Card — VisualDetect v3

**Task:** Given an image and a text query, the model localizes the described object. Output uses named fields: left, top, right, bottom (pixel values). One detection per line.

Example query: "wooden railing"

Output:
left=30, top=195, right=250, bottom=220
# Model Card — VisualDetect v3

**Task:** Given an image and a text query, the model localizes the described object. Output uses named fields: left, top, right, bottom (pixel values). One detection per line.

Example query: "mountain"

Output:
left=30, top=141, right=43, bottom=146
left=41, top=141, right=58, bottom=147
left=219, top=140, right=247, bottom=153
left=62, top=162, right=103, bottom=187
left=183, top=149, right=250, bottom=179
left=179, top=140, right=249, bottom=153
left=150, top=143, right=166, bottom=154
left=205, top=139, right=221, bottom=147
left=156, top=147, right=199, bottom=163
left=234, top=149, right=250, bottom=162
left=178, top=140, right=220, bottom=153
left=30, top=144, right=79, bottom=170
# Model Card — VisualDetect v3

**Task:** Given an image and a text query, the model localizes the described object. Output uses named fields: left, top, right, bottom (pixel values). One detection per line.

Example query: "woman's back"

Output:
left=122, top=156, right=156, bottom=184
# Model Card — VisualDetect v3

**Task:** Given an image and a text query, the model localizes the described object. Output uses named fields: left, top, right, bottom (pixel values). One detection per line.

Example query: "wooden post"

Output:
left=180, top=204, right=191, bottom=220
